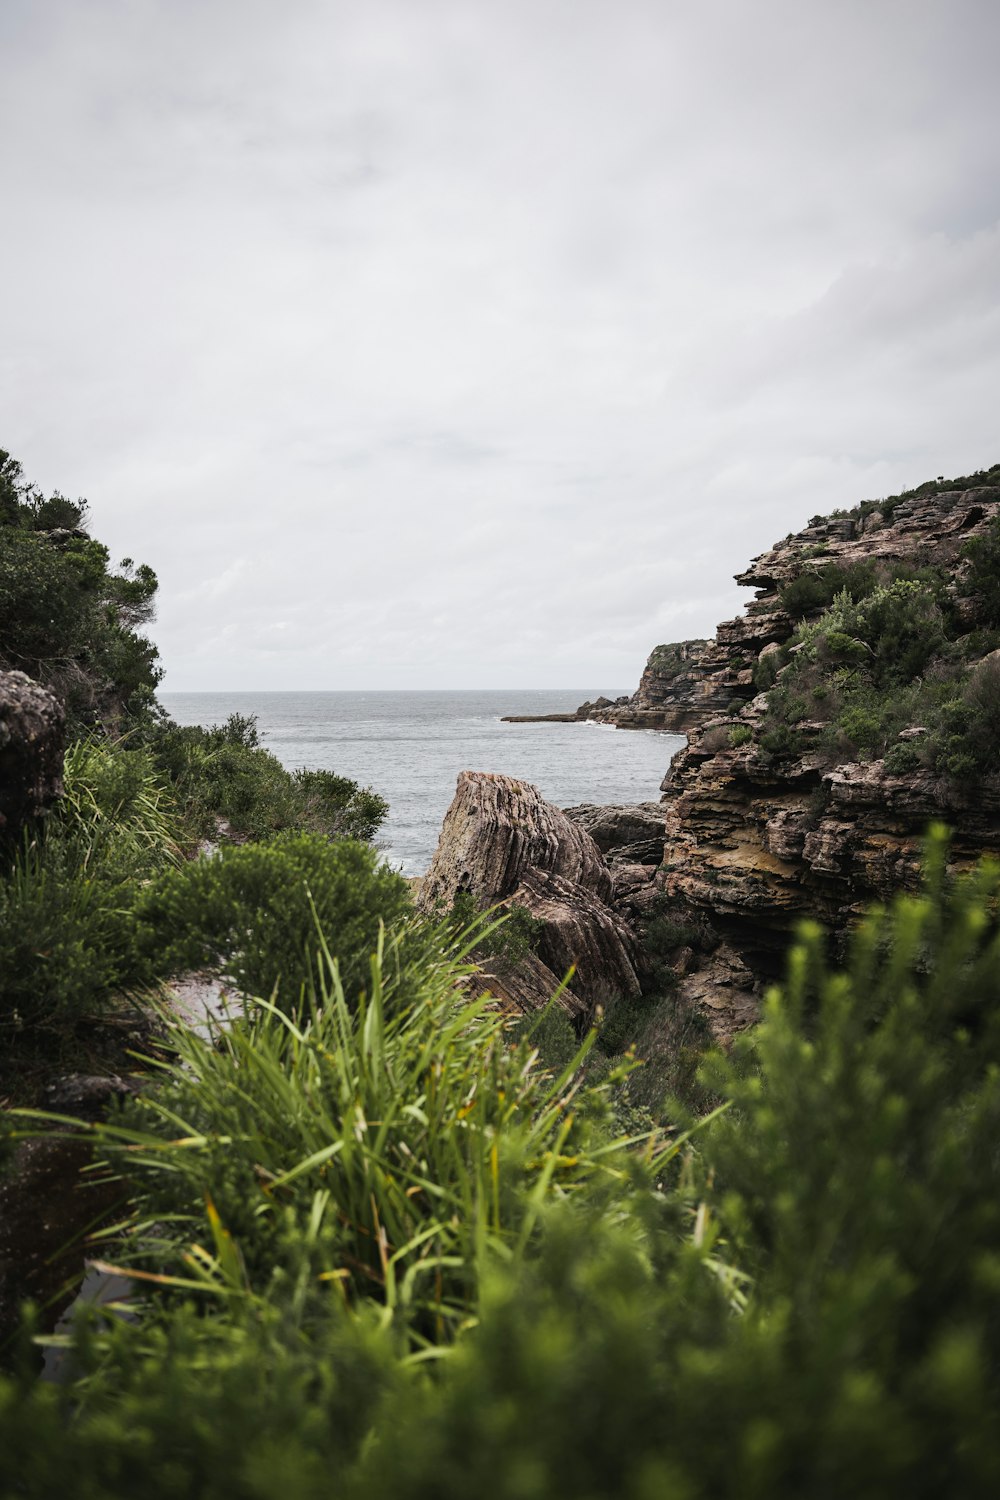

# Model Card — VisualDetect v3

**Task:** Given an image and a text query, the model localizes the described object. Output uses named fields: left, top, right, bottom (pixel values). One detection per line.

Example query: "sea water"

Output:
left=159, top=690, right=684, bottom=876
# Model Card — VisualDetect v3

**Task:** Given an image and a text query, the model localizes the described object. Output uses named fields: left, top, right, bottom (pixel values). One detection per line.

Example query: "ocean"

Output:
left=159, top=690, right=684, bottom=877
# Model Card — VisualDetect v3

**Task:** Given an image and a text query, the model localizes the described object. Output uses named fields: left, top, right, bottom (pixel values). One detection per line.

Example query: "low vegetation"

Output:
left=750, top=514, right=1000, bottom=780
left=4, top=448, right=1000, bottom=1492
left=2, top=833, right=999, bottom=1496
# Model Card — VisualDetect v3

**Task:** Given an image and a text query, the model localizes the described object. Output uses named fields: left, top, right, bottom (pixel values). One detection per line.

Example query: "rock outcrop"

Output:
left=582, top=640, right=719, bottom=731
left=418, top=771, right=641, bottom=1020
left=0, top=670, right=65, bottom=840
left=653, top=480, right=1000, bottom=1041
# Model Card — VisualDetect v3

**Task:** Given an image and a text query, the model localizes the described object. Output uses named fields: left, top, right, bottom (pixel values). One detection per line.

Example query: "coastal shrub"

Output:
left=961, top=512, right=1000, bottom=628
left=728, top=723, right=752, bottom=747
left=7, top=836, right=1000, bottom=1494
left=448, top=890, right=544, bottom=964
left=927, top=655, right=1000, bottom=779
left=778, top=559, right=878, bottom=620
left=0, top=740, right=180, bottom=1045
left=147, top=714, right=388, bottom=844
left=0, top=449, right=162, bottom=730
left=752, top=646, right=785, bottom=691
left=135, top=832, right=412, bottom=1008
left=61, top=932, right=656, bottom=1357
left=883, top=740, right=923, bottom=775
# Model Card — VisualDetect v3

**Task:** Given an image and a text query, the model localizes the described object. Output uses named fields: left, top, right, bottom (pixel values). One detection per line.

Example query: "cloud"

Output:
left=2, top=0, right=999, bottom=688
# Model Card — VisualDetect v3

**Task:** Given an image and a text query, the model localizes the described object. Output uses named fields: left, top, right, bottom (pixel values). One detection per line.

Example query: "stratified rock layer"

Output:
left=0, top=670, right=65, bottom=839
left=653, top=483, right=1000, bottom=1041
left=418, top=771, right=641, bottom=1018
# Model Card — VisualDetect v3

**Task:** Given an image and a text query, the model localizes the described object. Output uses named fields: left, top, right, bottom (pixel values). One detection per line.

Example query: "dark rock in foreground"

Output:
left=0, top=670, right=65, bottom=840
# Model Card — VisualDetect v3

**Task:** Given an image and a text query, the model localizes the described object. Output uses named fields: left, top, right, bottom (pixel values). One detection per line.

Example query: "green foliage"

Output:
left=961, top=512, right=1000, bottom=629
left=840, top=460, right=1000, bottom=525
left=0, top=740, right=180, bottom=1041
left=728, top=722, right=752, bottom=747
left=778, top=558, right=878, bottom=619
left=447, top=890, right=544, bottom=964
left=135, top=832, right=412, bottom=1008
left=146, top=714, right=388, bottom=844
left=9, top=836, right=1000, bottom=1495
left=56, top=932, right=656, bottom=1360
left=0, top=448, right=161, bottom=729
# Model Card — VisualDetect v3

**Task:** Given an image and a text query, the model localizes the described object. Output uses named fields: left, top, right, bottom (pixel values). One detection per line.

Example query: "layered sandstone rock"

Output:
left=418, top=771, right=641, bottom=1019
left=653, top=482, right=1000, bottom=1041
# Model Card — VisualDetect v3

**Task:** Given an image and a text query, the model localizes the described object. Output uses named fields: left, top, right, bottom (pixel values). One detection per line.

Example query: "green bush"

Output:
left=136, top=832, right=412, bottom=1008
left=961, top=514, right=1000, bottom=628
left=883, top=740, right=922, bottom=775
left=0, top=449, right=162, bottom=730
left=447, top=891, right=544, bottom=964
left=778, top=559, right=878, bottom=620
left=147, top=715, right=388, bottom=844
left=0, top=740, right=180, bottom=1043
left=6, top=836, right=1000, bottom=1495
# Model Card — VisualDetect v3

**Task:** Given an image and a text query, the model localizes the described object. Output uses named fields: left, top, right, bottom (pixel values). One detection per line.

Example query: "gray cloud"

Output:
left=2, top=0, right=999, bottom=688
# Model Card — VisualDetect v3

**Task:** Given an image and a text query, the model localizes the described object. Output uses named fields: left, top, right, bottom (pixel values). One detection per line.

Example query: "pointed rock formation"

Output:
left=418, top=771, right=641, bottom=1020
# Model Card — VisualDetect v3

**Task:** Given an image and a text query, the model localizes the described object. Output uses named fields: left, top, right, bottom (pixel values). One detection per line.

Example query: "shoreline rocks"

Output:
left=417, top=770, right=642, bottom=1020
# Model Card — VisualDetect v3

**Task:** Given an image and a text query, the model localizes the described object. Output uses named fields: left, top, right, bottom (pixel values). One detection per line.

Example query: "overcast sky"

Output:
left=3, top=0, right=999, bottom=690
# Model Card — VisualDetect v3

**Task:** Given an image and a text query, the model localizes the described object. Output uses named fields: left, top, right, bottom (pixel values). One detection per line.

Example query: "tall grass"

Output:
left=70, top=921, right=676, bottom=1354
left=0, top=739, right=182, bottom=1041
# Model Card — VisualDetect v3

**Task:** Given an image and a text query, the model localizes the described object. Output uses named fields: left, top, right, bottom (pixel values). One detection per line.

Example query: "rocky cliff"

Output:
left=652, top=472, right=1000, bottom=1041
left=440, top=468, right=1000, bottom=1053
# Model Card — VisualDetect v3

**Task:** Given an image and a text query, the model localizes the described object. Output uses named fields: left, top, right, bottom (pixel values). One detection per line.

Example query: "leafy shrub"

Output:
left=147, top=715, right=388, bottom=844
left=6, top=837, right=1000, bottom=1495
left=448, top=890, right=543, bottom=964
left=0, top=449, right=162, bottom=730
left=961, top=513, right=1000, bottom=629
left=778, top=559, right=878, bottom=620
left=758, top=722, right=802, bottom=758
left=929, top=654, right=1000, bottom=778
left=136, top=832, right=412, bottom=1008
left=0, top=740, right=180, bottom=1043
left=728, top=723, right=752, bottom=747
left=883, top=740, right=922, bottom=775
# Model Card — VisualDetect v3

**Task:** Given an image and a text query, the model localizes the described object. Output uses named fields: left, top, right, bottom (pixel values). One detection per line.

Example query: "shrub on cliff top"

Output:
left=0, top=448, right=162, bottom=731
left=0, top=740, right=181, bottom=1044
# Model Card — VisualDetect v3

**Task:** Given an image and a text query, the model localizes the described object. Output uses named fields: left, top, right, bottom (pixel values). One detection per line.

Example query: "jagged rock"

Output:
left=419, top=772, right=640, bottom=1017
left=419, top=771, right=612, bottom=907
left=655, top=483, right=1000, bottom=1033
left=45, top=1074, right=142, bottom=1115
left=562, top=802, right=665, bottom=865
left=0, top=670, right=65, bottom=839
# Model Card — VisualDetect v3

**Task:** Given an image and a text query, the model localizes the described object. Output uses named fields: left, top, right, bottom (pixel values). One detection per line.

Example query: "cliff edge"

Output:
left=650, top=467, right=1000, bottom=1041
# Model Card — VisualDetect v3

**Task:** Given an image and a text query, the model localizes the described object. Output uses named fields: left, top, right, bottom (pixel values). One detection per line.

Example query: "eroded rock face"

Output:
left=651, top=484, right=1000, bottom=1041
left=562, top=802, right=665, bottom=866
left=418, top=771, right=640, bottom=1018
left=0, top=670, right=65, bottom=839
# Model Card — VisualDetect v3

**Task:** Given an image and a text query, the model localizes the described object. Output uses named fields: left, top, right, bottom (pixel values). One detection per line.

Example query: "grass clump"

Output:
left=54, top=927, right=659, bottom=1356
left=0, top=739, right=181, bottom=1047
